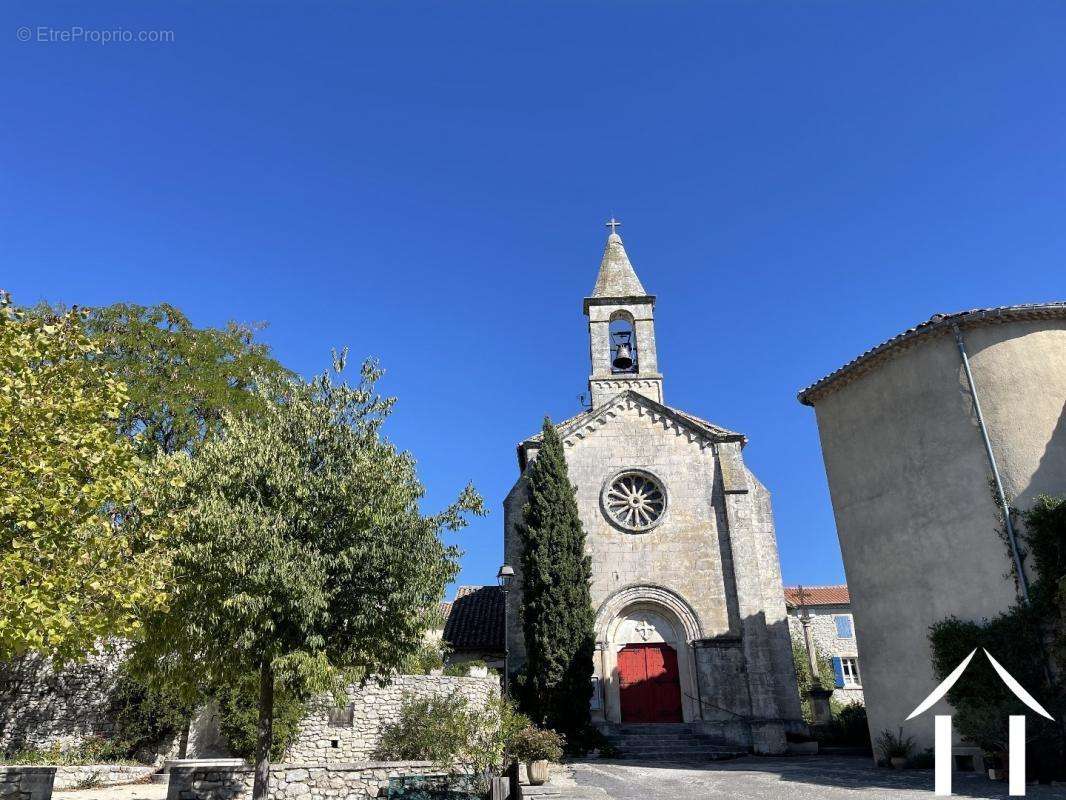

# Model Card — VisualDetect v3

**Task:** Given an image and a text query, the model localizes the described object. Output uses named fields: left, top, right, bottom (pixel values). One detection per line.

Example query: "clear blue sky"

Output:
left=5, top=1, right=1066, bottom=598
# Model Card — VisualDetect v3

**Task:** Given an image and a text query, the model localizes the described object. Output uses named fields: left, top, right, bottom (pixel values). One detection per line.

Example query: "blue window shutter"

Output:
left=835, top=615, right=853, bottom=638
left=832, top=657, right=845, bottom=688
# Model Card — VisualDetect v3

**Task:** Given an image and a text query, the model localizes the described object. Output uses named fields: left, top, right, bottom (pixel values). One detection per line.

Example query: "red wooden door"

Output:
left=618, top=643, right=683, bottom=723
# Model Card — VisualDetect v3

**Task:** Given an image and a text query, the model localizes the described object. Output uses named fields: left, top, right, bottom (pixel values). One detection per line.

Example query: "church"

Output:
left=501, top=224, right=804, bottom=755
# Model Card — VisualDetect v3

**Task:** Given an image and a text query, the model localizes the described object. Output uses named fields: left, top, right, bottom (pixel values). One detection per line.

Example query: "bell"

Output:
left=612, top=343, right=634, bottom=371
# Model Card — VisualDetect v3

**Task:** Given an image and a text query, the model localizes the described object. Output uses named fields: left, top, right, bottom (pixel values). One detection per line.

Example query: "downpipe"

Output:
left=951, top=323, right=1030, bottom=603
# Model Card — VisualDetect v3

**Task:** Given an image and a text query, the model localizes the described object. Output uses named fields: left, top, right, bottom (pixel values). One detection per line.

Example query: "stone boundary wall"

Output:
left=167, top=762, right=457, bottom=800
left=285, top=675, right=498, bottom=763
left=0, top=767, right=56, bottom=800
left=53, top=765, right=156, bottom=789
left=0, top=651, right=124, bottom=753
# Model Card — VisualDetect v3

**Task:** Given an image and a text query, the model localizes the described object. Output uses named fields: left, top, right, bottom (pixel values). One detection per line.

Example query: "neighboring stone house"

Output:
left=783, top=585, right=864, bottom=706
left=798, top=304, right=1066, bottom=751
left=500, top=226, right=804, bottom=754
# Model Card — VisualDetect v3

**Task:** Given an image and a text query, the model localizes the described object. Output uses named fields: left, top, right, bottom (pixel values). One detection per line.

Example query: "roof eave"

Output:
left=797, top=302, right=1066, bottom=407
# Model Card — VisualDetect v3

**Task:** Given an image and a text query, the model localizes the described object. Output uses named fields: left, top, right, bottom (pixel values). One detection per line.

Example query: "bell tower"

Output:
left=584, top=219, right=663, bottom=408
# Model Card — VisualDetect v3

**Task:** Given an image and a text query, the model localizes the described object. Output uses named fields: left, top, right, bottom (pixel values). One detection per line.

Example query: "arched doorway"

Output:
left=594, top=587, right=704, bottom=724
left=618, top=642, right=683, bottom=723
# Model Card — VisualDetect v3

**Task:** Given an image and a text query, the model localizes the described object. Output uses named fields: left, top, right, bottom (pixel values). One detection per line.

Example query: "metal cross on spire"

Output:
left=606, top=216, right=622, bottom=235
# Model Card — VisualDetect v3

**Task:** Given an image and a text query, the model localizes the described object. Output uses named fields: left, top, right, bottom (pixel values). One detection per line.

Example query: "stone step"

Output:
left=609, top=738, right=724, bottom=746
left=608, top=749, right=746, bottom=762
left=605, top=738, right=732, bottom=748
left=162, top=759, right=246, bottom=773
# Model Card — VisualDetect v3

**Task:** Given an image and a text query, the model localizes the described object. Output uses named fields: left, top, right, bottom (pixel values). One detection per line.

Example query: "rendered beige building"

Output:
left=798, top=304, right=1066, bottom=750
left=503, top=227, right=804, bottom=755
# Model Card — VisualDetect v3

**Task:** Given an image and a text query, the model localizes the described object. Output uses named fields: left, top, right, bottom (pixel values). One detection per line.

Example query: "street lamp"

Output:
left=497, top=564, right=515, bottom=699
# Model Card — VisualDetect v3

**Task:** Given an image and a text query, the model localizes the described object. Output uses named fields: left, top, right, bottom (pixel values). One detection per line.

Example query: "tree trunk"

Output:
left=252, top=660, right=275, bottom=800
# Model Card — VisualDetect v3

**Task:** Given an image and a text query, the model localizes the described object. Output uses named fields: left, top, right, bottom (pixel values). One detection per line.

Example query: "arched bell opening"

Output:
left=609, top=311, right=638, bottom=374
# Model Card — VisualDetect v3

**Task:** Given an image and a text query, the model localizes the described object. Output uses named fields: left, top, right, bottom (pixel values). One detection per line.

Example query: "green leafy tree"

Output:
left=56, top=302, right=289, bottom=456
left=517, top=417, right=596, bottom=741
left=130, top=355, right=483, bottom=800
left=0, top=293, right=184, bottom=663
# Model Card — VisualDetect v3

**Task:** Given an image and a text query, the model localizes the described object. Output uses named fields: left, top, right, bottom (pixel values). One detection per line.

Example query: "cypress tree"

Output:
left=517, top=416, right=596, bottom=740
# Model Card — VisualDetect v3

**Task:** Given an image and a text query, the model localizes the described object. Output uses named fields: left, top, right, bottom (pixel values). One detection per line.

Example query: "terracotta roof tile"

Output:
left=783, top=585, right=850, bottom=607
left=443, top=585, right=504, bottom=653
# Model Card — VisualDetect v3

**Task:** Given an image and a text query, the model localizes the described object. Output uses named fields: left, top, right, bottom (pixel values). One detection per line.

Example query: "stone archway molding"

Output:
left=595, top=584, right=705, bottom=643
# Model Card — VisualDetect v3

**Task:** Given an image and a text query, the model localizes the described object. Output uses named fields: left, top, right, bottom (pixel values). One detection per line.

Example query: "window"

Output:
left=602, top=470, right=667, bottom=532
left=834, top=614, right=854, bottom=639
left=327, top=705, right=354, bottom=726
left=840, top=657, right=861, bottom=687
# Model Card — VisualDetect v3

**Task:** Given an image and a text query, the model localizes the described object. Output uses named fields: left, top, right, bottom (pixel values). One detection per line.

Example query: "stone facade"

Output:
left=504, top=230, right=804, bottom=754
left=166, top=762, right=458, bottom=800
left=284, top=675, right=498, bottom=763
left=785, top=603, right=864, bottom=705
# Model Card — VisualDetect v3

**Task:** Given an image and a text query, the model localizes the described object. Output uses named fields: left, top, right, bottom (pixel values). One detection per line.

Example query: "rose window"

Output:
left=603, top=470, right=667, bottom=532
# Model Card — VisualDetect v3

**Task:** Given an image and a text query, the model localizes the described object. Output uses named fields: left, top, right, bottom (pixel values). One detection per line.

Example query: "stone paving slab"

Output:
left=570, top=756, right=1066, bottom=799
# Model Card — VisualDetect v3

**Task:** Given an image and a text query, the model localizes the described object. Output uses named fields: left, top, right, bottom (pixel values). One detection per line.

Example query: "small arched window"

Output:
left=609, top=311, right=638, bottom=374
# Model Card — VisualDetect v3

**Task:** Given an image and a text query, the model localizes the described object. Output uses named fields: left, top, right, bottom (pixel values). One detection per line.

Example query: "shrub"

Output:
left=928, top=494, right=1065, bottom=776
left=376, top=692, right=471, bottom=764
left=377, top=691, right=533, bottom=781
left=876, top=728, right=915, bottom=761
left=791, top=642, right=833, bottom=724
left=400, top=640, right=448, bottom=675
left=2, top=738, right=134, bottom=766
left=106, top=667, right=197, bottom=759
left=906, top=749, right=935, bottom=769
left=215, top=673, right=306, bottom=761
left=816, top=701, right=871, bottom=748
left=508, top=726, right=564, bottom=763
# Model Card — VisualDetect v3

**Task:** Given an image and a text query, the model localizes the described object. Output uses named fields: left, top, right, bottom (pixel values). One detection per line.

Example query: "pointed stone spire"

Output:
left=591, top=222, right=647, bottom=298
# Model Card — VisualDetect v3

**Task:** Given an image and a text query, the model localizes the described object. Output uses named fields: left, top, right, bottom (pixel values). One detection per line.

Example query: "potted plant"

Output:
left=508, top=726, right=564, bottom=786
left=876, top=728, right=915, bottom=769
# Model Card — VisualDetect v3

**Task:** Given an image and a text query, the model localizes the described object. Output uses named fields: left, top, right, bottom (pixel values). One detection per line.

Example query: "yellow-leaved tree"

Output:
left=0, top=292, right=185, bottom=663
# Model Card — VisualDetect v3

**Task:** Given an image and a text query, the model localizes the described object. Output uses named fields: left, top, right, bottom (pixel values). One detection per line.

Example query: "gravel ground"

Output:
left=570, top=756, right=1066, bottom=800
left=54, top=782, right=167, bottom=800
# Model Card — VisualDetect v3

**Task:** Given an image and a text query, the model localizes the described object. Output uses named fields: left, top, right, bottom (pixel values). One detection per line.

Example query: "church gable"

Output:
left=519, top=390, right=745, bottom=466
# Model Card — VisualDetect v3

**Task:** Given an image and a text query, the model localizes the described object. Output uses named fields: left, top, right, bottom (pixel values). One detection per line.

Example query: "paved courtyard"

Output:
left=569, top=756, right=1066, bottom=799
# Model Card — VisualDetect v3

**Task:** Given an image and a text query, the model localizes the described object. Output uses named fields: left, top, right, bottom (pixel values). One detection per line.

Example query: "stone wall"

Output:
left=284, top=675, right=498, bottom=763
left=0, top=650, right=124, bottom=753
left=53, top=765, right=156, bottom=790
left=0, top=650, right=224, bottom=760
left=786, top=607, right=864, bottom=705
left=167, top=762, right=458, bottom=800
left=0, top=767, right=55, bottom=800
